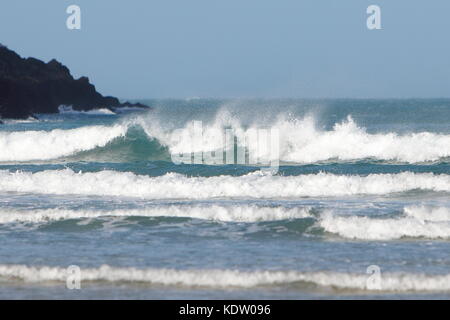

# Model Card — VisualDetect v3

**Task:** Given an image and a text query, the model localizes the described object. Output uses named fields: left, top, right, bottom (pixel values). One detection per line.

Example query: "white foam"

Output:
left=404, top=206, right=450, bottom=222
left=0, top=264, right=449, bottom=292
left=58, top=105, right=116, bottom=115
left=0, top=205, right=312, bottom=224
left=319, top=211, right=450, bottom=240
left=136, top=112, right=450, bottom=163
left=0, top=125, right=127, bottom=162
left=1, top=117, right=38, bottom=124
left=2, top=112, right=449, bottom=163
left=0, top=170, right=448, bottom=199
left=278, top=116, right=450, bottom=164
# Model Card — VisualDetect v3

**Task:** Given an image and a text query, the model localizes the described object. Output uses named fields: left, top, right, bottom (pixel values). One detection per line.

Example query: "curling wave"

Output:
left=136, top=112, right=450, bottom=164
left=0, top=124, right=128, bottom=162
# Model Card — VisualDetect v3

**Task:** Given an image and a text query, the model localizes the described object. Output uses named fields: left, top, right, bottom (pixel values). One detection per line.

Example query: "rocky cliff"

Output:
left=0, top=44, right=148, bottom=120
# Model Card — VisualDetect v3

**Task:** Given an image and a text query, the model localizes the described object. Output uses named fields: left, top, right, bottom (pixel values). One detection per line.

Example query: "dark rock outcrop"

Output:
left=0, top=44, right=149, bottom=120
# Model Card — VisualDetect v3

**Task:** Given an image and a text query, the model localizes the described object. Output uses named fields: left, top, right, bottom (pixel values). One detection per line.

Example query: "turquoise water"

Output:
left=0, top=99, right=449, bottom=299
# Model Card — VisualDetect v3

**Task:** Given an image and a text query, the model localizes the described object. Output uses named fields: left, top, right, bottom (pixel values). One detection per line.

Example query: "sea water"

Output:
left=0, top=99, right=449, bottom=299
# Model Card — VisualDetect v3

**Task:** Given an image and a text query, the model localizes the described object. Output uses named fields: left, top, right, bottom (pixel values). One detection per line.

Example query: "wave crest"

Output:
left=1, top=113, right=449, bottom=164
left=135, top=112, right=450, bottom=164
left=0, top=170, right=448, bottom=199
left=319, top=206, right=450, bottom=240
left=0, top=205, right=312, bottom=224
left=1, top=264, right=449, bottom=292
left=0, top=124, right=127, bottom=162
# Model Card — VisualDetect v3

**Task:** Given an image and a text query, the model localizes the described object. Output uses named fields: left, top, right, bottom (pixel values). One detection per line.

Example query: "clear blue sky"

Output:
left=1, top=0, right=449, bottom=99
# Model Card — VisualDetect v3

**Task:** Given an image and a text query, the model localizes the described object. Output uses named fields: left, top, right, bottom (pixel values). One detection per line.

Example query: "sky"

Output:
left=1, top=0, right=449, bottom=99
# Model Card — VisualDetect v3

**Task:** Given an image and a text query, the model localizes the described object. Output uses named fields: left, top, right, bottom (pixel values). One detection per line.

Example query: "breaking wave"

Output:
left=1, top=264, right=449, bottom=292
left=0, top=124, right=128, bottom=162
left=319, top=206, right=450, bottom=240
left=135, top=111, right=450, bottom=164
left=0, top=169, right=448, bottom=199
left=1, top=112, right=449, bottom=164
left=1, top=202, right=449, bottom=240
left=404, top=205, right=450, bottom=222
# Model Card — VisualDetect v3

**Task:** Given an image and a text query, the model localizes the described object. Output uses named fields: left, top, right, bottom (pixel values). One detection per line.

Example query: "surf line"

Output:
left=170, top=120, right=280, bottom=173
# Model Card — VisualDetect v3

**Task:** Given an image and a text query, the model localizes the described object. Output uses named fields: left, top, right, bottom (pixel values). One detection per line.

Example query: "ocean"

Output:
left=0, top=98, right=449, bottom=299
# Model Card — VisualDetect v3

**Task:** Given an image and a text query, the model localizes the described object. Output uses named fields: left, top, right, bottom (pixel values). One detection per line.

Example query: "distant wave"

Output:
left=1, top=113, right=449, bottom=163
left=1, top=117, right=39, bottom=124
left=1, top=264, right=449, bottom=291
left=0, top=205, right=313, bottom=224
left=0, top=170, right=448, bottom=199
left=58, top=105, right=116, bottom=115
